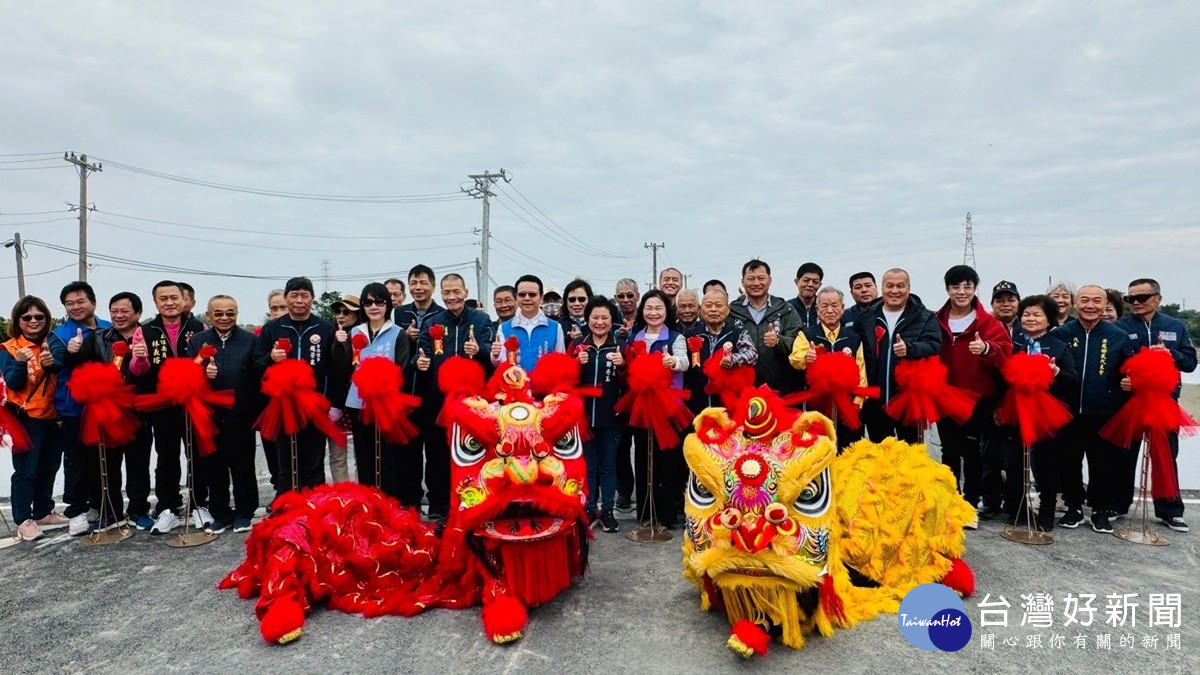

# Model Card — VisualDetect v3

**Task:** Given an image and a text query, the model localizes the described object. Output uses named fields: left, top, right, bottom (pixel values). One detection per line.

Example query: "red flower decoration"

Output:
left=275, top=338, right=293, bottom=354
left=194, top=343, right=218, bottom=363
left=351, top=333, right=369, bottom=350
left=111, top=341, right=130, bottom=357
left=428, top=325, right=446, bottom=340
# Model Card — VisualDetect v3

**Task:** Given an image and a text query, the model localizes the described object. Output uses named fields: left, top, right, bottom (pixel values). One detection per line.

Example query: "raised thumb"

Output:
left=76, top=328, right=83, bottom=339
left=895, top=333, right=903, bottom=343
left=418, top=348, right=426, bottom=358
left=974, top=332, right=982, bottom=342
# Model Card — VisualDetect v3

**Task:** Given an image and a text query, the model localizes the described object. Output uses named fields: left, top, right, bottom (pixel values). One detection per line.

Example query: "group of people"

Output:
left=2, top=258, right=1195, bottom=544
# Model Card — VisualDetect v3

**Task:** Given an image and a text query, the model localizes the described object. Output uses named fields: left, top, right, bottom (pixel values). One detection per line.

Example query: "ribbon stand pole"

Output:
left=1115, top=433, right=1167, bottom=546
left=0, top=483, right=19, bottom=549
left=1001, top=444, right=1052, bottom=545
left=83, top=440, right=132, bottom=546
left=168, top=413, right=217, bottom=548
left=627, top=430, right=672, bottom=543
left=374, top=426, right=382, bottom=490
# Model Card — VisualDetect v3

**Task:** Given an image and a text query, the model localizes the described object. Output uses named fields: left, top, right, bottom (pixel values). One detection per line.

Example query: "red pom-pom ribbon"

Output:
left=351, top=356, right=422, bottom=443
left=136, top=358, right=234, bottom=456
left=255, top=359, right=347, bottom=446
left=885, top=357, right=977, bottom=428
left=786, top=351, right=878, bottom=431
left=69, top=362, right=141, bottom=447
left=995, top=352, right=1072, bottom=446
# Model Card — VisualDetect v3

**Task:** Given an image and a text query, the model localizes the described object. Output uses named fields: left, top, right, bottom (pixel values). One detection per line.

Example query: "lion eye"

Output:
left=794, top=468, right=830, bottom=517
left=687, top=472, right=715, bottom=508
left=452, top=427, right=488, bottom=466
left=552, top=428, right=582, bottom=460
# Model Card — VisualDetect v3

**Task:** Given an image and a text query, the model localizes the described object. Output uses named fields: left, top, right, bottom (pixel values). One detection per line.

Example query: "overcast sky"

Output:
left=1, top=1, right=1198, bottom=321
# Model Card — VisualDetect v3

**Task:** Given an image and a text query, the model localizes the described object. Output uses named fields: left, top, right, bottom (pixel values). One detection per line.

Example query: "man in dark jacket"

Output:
left=934, top=265, right=1013, bottom=519
left=1051, top=285, right=1135, bottom=533
left=854, top=268, right=942, bottom=443
left=142, top=280, right=207, bottom=534
left=395, top=264, right=443, bottom=350
left=684, top=288, right=758, bottom=413
left=728, top=259, right=802, bottom=393
left=189, top=295, right=259, bottom=534
left=787, top=262, right=823, bottom=329
left=411, top=273, right=494, bottom=519
left=1116, top=278, right=1197, bottom=532
left=254, top=276, right=337, bottom=494
left=843, top=271, right=878, bottom=329
left=70, top=292, right=156, bottom=530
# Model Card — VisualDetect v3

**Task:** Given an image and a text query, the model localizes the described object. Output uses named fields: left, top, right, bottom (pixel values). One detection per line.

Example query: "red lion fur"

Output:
left=136, top=358, right=234, bottom=456
left=996, top=352, right=1072, bottom=446
left=1101, top=348, right=1198, bottom=500
left=351, top=356, right=422, bottom=443
left=885, top=357, right=977, bottom=427
left=255, top=359, right=346, bottom=446
left=68, top=362, right=140, bottom=447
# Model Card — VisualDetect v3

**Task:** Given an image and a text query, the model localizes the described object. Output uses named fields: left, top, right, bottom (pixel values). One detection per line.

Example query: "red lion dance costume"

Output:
left=220, top=354, right=589, bottom=645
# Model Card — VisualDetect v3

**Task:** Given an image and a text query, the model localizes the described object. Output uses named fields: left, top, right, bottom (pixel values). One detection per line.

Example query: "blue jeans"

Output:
left=584, top=427, right=620, bottom=513
left=10, top=413, right=60, bottom=524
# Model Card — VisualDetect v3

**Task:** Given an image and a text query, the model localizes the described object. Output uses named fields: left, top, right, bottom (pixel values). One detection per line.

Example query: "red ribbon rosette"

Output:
left=193, top=343, right=217, bottom=364
left=504, top=335, right=520, bottom=364
left=351, top=333, right=369, bottom=365
left=613, top=341, right=692, bottom=447
left=884, top=356, right=977, bottom=428
left=686, top=336, right=704, bottom=367
left=255, top=359, right=347, bottom=446
left=274, top=338, right=293, bottom=355
left=111, top=340, right=130, bottom=369
left=701, top=350, right=755, bottom=411
left=68, top=362, right=140, bottom=447
left=136, top=358, right=235, bottom=456
left=0, top=378, right=31, bottom=453
left=786, top=351, right=879, bottom=431
left=995, top=352, right=1072, bottom=446
left=351, top=356, right=422, bottom=443
left=429, top=324, right=446, bottom=355
left=1101, top=348, right=1198, bottom=500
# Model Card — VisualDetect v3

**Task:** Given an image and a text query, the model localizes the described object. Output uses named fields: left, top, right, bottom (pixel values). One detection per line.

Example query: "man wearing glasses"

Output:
left=613, top=278, right=640, bottom=342
left=1115, top=278, right=1197, bottom=532
left=189, top=295, right=259, bottom=534
left=934, top=265, right=1012, bottom=526
left=490, top=274, right=565, bottom=372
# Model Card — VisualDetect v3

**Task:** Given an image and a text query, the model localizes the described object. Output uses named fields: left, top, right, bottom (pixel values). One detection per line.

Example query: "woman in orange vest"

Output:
left=1, top=296, right=64, bottom=541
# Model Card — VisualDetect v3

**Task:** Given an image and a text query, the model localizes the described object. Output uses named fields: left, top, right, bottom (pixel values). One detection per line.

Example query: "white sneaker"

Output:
left=964, top=515, right=979, bottom=530
left=86, top=508, right=100, bottom=523
left=68, top=513, right=90, bottom=536
left=149, top=511, right=181, bottom=535
left=191, top=507, right=214, bottom=529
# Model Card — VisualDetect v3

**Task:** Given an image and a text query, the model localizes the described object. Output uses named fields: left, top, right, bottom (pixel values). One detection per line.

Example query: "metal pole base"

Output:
left=1001, top=526, right=1053, bottom=545
left=82, top=527, right=133, bottom=547
left=626, top=522, right=673, bottom=543
left=1114, top=526, right=1168, bottom=546
left=167, top=530, right=218, bottom=548
left=0, top=535, right=20, bottom=550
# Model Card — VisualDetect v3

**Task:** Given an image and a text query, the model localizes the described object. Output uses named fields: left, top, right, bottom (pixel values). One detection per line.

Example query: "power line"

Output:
left=490, top=194, right=620, bottom=259
left=0, top=151, right=62, bottom=157
left=0, top=209, right=70, bottom=216
left=91, top=156, right=471, bottom=203
left=0, top=157, right=61, bottom=165
left=489, top=237, right=579, bottom=279
left=90, top=219, right=479, bottom=253
left=94, top=209, right=474, bottom=240
left=0, top=165, right=70, bottom=171
left=0, top=217, right=75, bottom=226
left=499, top=182, right=637, bottom=259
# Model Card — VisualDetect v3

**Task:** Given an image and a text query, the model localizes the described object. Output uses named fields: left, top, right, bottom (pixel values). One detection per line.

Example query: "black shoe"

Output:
left=600, top=511, right=619, bottom=533
left=615, top=496, right=633, bottom=513
left=978, top=505, right=1002, bottom=521
left=1090, top=511, right=1113, bottom=533
left=1160, top=516, right=1189, bottom=533
left=1057, top=509, right=1083, bottom=529
left=585, top=508, right=599, bottom=528
left=1035, top=515, right=1055, bottom=532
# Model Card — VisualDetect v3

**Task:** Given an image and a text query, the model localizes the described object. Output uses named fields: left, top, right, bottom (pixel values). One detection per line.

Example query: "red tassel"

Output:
left=68, top=362, right=140, bottom=447
left=351, top=357, right=422, bottom=443
left=701, top=351, right=756, bottom=411
left=995, top=353, right=1073, bottom=446
left=613, top=348, right=691, bottom=448
left=885, top=357, right=977, bottom=427
left=787, top=351, right=878, bottom=431
left=1101, top=348, right=1198, bottom=500
left=255, top=360, right=346, bottom=446
left=481, top=593, right=528, bottom=644
left=136, top=358, right=234, bottom=456
left=496, top=528, right=580, bottom=607
left=728, top=619, right=770, bottom=657
left=820, top=574, right=847, bottom=623
left=940, top=557, right=975, bottom=597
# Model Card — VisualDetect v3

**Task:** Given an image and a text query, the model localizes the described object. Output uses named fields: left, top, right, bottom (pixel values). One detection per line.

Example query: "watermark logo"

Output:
left=898, top=583, right=972, bottom=652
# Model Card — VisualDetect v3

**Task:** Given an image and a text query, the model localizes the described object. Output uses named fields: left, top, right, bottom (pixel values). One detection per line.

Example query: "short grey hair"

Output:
left=816, top=286, right=844, bottom=303
left=267, top=288, right=285, bottom=303
left=1046, top=281, right=1076, bottom=299
left=676, top=288, right=699, bottom=304
left=615, top=278, right=639, bottom=293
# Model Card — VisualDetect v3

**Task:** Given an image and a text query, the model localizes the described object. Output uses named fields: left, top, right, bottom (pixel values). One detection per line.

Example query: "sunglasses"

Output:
left=615, top=293, right=636, bottom=300
left=361, top=299, right=388, bottom=307
left=210, top=311, right=238, bottom=319
left=517, top=292, right=539, bottom=298
left=335, top=309, right=357, bottom=316
left=1123, top=293, right=1159, bottom=304
left=567, top=296, right=588, bottom=303
left=20, top=314, right=46, bottom=322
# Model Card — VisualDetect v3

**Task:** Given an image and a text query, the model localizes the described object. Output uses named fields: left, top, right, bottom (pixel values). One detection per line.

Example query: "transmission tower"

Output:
left=962, top=212, right=976, bottom=268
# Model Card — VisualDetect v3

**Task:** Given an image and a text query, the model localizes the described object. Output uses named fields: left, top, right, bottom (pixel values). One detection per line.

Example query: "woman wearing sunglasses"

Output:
left=556, top=278, right=594, bottom=342
left=1, top=296, right=65, bottom=541
left=326, top=295, right=363, bottom=483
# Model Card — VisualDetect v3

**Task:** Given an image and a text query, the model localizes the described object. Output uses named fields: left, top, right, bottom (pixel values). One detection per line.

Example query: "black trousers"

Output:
left=616, top=426, right=635, bottom=501
left=1153, top=433, right=1184, bottom=520
left=398, top=405, right=449, bottom=512
left=1003, top=435, right=1059, bottom=525
left=152, top=407, right=208, bottom=515
left=633, top=429, right=683, bottom=528
left=273, top=426, right=327, bottom=493
left=862, top=399, right=920, bottom=444
left=979, top=417, right=1008, bottom=510
left=205, top=417, right=258, bottom=522
left=938, top=402, right=991, bottom=508
left=1059, top=414, right=1128, bottom=514
left=350, top=410, right=403, bottom=502
left=59, top=416, right=91, bottom=518
left=260, top=434, right=280, bottom=499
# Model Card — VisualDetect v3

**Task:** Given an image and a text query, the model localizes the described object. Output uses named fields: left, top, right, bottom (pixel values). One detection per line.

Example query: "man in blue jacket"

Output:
left=52, top=281, right=112, bottom=536
left=1052, top=285, right=1135, bottom=533
left=413, top=273, right=494, bottom=519
left=1116, top=278, right=1197, bottom=533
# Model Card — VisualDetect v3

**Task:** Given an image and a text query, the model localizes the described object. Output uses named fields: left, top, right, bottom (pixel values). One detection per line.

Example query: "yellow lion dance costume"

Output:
left=682, top=387, right=976, bottom=657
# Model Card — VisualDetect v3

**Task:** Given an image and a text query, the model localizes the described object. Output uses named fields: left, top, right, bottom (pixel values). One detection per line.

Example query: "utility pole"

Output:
left=644, top=242, right=664, bottom=289
left=64, top=152, right=102, bottom=281
left=464, top=169, right=508, bottom=302
left=321, top=259, right=331, bottom=294
left=475, top=258, right=483, bottom=301
left=4, top=234, right=25, bottom=297
left=962, top=212, right=976, bottom=268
